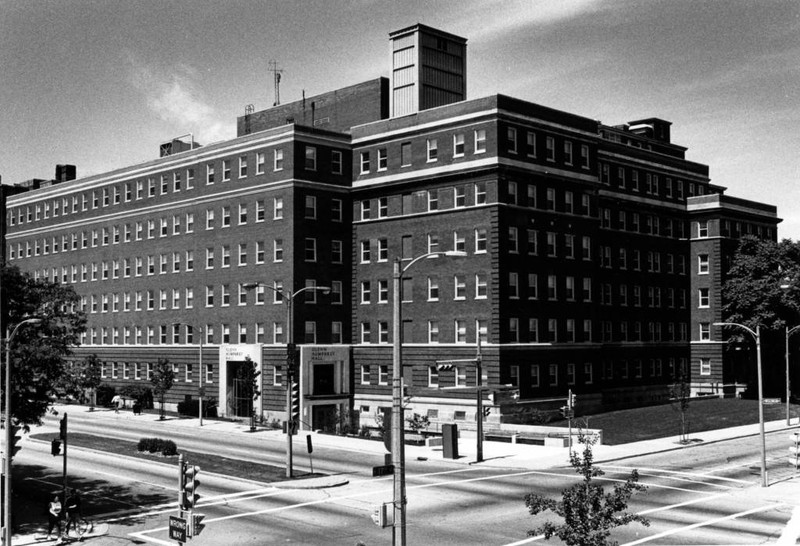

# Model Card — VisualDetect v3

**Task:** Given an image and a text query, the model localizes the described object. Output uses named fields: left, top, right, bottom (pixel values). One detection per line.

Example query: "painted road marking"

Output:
left=620, top=504, right=782, bottom=545
left=599, top=464, right=751, bottom=485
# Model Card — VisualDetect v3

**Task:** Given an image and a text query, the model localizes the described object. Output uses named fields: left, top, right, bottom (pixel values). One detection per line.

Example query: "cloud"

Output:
left=126, top=53, right=231, bottom=144
left=458, top=0, right=603, bottom=42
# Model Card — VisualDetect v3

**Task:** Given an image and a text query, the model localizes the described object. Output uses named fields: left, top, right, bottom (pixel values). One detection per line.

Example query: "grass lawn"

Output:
left=558, top=397, right=798, bottom=445
left=30, top=432, right=310, bottom=483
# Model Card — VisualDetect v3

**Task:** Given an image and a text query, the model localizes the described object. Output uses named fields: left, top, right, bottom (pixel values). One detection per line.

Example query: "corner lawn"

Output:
left=558, top=397, right=799, bottom=445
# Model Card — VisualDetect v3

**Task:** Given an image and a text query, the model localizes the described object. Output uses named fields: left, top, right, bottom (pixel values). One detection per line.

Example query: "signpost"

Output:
left=169, top=515, right=187, bottom=543
left=372, top=464, right=395, bottom=477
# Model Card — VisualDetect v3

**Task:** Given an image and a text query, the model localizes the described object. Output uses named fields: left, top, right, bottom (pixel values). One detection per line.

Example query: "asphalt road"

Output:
left=8, top=411, right=800, bottom=545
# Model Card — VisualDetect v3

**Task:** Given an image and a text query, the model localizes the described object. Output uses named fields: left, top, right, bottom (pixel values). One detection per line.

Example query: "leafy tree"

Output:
left=234, top=356, right=261, bottom=428
left=1, top=263, right=87, bottom=429
left=524, top=433, right=649, bottom=546
left=57, top=353, right=103, bottom=410
left=722, top=236, right=800, bottom=331
left=150, top=358, right=175, bottom=420
left=406, top=412, right=430, bottom=434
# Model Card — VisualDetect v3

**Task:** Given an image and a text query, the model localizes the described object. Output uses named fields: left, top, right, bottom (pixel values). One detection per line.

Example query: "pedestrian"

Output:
left=64, top=488, right=82, bottom=538
left=46, top=494, right=62, bottom=541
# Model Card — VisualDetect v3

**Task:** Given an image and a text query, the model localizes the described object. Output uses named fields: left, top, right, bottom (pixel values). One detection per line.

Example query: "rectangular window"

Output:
left=274, top=149, right=284, bottom=171
left=305, top=146, right=317, bottom=170
left=698, top=254, right=709, bottom=274
left=700, top=358, right=711, bottom=376
left=331, top=150, right=343, bottom=174
left=378, top=148, right=387, bottom=171
left=474, top=129, right=486, bottom=153
left=507, top=127, right=517, bottom=153
left=360, top=151, right=370, bottom=174
left=699, top=288, right=710, bottom=308
left=546, top=136, right=555, bottom=161
left=453, top=133, right=465, bottom=157
left=427, top=138, right=438, bottom=162
left=401, top=142, right=412, bottom=166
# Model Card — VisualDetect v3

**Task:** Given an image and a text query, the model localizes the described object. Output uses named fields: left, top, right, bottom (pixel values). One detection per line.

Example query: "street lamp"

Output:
left=392, top=250, right=466, bottom=545
left=3, top=317, right=42, bottom=545
left=714, top=322, right=767, bottom=487
left=173, top=323, right=205, bottom=426
left=243, top=282, right=330, bottom=478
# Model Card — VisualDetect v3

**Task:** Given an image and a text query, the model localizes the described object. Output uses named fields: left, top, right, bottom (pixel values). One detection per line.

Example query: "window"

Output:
left=274, top=197, right=283, bottom=219
left=304, top=238, right=317, bottom=262
left=360, top=240, right=371, bottom=263
left=222, top=159, right=231, bottom=181
left=274, top=149, right=284, bottom=171
left=274, top=239, right=283, bottom=262
left=428, top=277, right=439, bottom=301
left=378, top=148, right=388, bottom=171
left=428, top=189, right=439, bottom=211
left=564, top=141, right=573, bottom=165
left=428, top=366, right=439, bottom=387
left=331, top=150, right=343, bottom=174
left=509, top=272, right=519, bottom=298
left=239, top=155, right=248, bottom=178
left=698, top=220, right=709, bottom=238
left=378, top=197, right=388, bottom=218
left=580, top=145, right=590, bottom=169
left=453, top=231, right=466, bottom=252
left=546, top=136, right=555, bottom=161
left=256, top=151, right=266, bottom=174
left=475, top=228, right=487, bottom=253
left=427, top=138, right=438, bottom=162
left=700, top=323, right=711, bottom=341
left=698, top=254, right=710, bottom=274
left=428, top=321, right=439, bottom=343
left=361, top=200, right=371, bottom=220
left=475, top=181, right=487, bottom=204
left=699, top=358, right=711, bottom=376
left=304, top=146, right=317, bottom=170
left=453, top=133, right=465, bottom=157
left=476, top=274, right=487, bottom=299
left=239, top=203, right=248, bottom=224
left=206, top=163, right=215, bottom=184
left=509, top=318, right=519, bottom=342
left=304, top=195, right=316, bottom=219
left=698, top=288, right=710, bottom=308
left=361, top=365, right=370, bottom=385
left=507, top=127, right=517, bottom=153
left=379, top=365, right=389, bottom=385
left=360, top=151, right=370, bottom=174
left=474, top=129, right=486, bottom=153
left=454, top=275, right=466, bottom=300
left=361, top=322, right=372, bottom=344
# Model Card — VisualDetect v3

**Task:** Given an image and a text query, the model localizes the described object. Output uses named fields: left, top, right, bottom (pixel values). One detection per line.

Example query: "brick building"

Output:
left=2, top=24, right=780, bottom=431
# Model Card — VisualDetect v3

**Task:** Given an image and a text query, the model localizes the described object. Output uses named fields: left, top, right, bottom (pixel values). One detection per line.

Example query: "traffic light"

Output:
left=290, top=380, right=300, bottom=428
left=59, top=414, right=67, bottom=440
left=51, top=438, right=62, bottom=456
left=8, top=424, right=22, bottom=459
left=482, top=407, right=491, bottom=417
left=180, top=461, right=200, bottom=510
left=559, top=406, right=568, bottom=419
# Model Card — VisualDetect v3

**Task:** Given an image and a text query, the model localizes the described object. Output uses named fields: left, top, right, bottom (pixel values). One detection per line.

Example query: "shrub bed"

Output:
left=137, top=437, right=178, bottom=456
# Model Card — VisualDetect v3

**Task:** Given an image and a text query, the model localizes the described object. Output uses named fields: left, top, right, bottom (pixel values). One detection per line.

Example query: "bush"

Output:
left=137, top=437, right=178, bottom=456
left=96, top=385, right=116, bottom=407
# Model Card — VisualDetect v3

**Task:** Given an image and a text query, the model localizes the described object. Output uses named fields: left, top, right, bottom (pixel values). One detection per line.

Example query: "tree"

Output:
left=234, top=357, right=261, bottom=428
left=150, top=358, right=175, bottom=420
left=524, top=433, right=649, bottom=546
left=722, top=236, right=800, bottom=331
left=1, top=263, right=87, bottom=429
left=58, top=354, right=103, bottom=410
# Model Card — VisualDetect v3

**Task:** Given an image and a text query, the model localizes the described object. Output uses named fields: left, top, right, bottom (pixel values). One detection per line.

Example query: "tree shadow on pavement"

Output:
left=11, top=463, right=174, bottom=535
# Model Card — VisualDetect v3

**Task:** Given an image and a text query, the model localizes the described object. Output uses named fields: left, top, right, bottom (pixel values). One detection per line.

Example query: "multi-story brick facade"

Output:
left=3, top=24, right=780, bottom=431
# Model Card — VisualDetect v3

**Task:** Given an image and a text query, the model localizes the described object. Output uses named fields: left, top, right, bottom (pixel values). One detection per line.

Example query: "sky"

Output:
left=2, top=0, right=798, bottom=236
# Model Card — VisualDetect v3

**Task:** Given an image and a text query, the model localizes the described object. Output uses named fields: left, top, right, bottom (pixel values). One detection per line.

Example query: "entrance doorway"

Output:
left=228, top=360, right=254, bottom=418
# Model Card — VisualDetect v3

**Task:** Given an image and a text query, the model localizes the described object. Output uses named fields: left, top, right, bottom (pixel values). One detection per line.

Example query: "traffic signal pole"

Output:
left=61, top=414, right=68, bottom=505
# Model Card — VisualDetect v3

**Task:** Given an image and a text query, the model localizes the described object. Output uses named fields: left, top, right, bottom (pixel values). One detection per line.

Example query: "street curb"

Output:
left=28, top=436, right=286, bottom=489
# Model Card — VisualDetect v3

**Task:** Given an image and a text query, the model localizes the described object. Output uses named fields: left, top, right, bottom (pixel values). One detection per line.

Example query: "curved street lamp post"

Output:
left=392, top=250, right=466, bottom=546
left=243, top=283, right=330, bottom=479
left=3, top=318, right=42, bottom=546
left=714, top=322, right=767, bottom=487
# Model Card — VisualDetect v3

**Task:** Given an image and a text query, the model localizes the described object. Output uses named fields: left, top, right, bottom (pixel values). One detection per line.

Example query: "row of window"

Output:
left=7, top=145, right=341, bottom=227
left=696, top=219, right=775, bottom=240
left=599, top=161, right=706, bottom=201
left=84, top=321, right=342, bottom=346
left=503, top=318, right=690, bottom=344
left=506, top=357, right=691, bottom=389
left=100, top=361, right=214, bottom=384
left=8, top=195, right=343, bottom=262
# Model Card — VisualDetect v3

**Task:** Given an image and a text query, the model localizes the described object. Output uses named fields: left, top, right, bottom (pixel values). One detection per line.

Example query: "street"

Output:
left=6, top=407, right=800, bottom=545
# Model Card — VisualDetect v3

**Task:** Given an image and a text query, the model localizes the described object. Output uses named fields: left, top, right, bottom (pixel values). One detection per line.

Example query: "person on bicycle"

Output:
left=64, top=489, right=83, bottom=538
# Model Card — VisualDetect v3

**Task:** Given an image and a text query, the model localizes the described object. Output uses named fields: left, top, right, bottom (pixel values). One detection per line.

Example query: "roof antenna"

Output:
left=269, top=60, right=284, bottom=106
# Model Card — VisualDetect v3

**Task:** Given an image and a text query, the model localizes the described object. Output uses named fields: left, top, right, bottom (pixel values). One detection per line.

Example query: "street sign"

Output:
left=169, top=515, right=187, bottom=542
left=372, top=464, right=394, bottom=477
left=763, top=398, right=781, bottom=405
